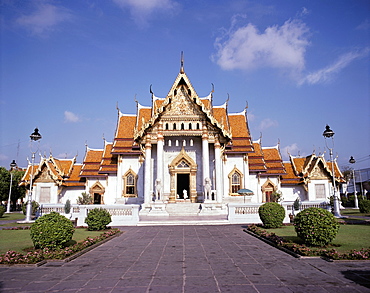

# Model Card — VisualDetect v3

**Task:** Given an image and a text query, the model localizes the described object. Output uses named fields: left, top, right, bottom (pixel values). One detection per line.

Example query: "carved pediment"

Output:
left=310, top=165, right=329, bottom=180
left=34, top=166, right=55, bottom=183
left=163, top=88, right=204, bottom=118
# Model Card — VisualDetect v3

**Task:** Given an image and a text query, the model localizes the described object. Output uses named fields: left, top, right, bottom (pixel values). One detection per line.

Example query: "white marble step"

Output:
left=165, top=202, right=202, bottom=216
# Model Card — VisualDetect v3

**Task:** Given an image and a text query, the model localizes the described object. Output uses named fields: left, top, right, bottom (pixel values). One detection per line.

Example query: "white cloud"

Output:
left=16, top=2, right=73, bottom=36
left=64, top=111, right=80, bottom=123
left=112, top=0, right=178, bottom=27
left=300, top=48, right=369, bottom=85
left=213, top=17, right=310, bottom=76
left=259, top=118, right=278, bottom=130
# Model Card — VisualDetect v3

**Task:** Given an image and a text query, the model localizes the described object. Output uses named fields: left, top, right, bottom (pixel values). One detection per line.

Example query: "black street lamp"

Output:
left=323, top=125, right=341, bottom=217
left=6, top=160, right=17, bottom=213
left=24, top=128, right=42, bottom=222
left=349, top=156, right=358, bottom=208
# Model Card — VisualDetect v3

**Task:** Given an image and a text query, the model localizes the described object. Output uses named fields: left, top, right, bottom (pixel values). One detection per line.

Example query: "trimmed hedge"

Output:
left=258, top=202, right=285, bottom=228
left=30, top=212, right=74, bottom=250
left=0, top=205, right=5, bottom=217
left=294, top=207, right=339, bottom=246
left=358, top=199, right=370, bottom=214
left=85, top=208, right=112, bottom=231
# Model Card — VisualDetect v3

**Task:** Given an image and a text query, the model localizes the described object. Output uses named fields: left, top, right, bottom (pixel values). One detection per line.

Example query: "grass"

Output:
left=340, top=208, right=370, bottom=218
left=267, top=224, right=370, bottom=253
left=0, top=212, right=27, bottom=222
left=0, top=228, right=105, bottom=254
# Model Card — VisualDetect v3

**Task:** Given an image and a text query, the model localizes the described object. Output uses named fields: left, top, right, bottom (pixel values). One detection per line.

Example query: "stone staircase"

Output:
left=138, top=202, right=229, bottom=226
left=165, top=202, right=202, bottom=216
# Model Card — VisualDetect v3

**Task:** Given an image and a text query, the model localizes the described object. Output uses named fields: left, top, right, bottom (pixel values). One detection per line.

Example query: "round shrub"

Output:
left=359, top=199, right=370, bottom=214
left=0, top=205, right=5, bottom=217
left=30, top=211, right=74, bottom=250
left=258, top=202, right=285, bottom=228
left=294, top=207, right=339, bottom=246
left=85, top=208, right=112, bottom=231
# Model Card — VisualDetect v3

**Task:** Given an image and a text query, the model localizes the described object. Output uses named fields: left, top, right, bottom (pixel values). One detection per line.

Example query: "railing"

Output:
left=39, top=204, right=140, bottom=226
left=228, top=201, right=329, bottom=224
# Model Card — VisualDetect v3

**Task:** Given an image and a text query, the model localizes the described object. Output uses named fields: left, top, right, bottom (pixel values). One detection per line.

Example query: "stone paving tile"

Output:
left=0, top=225, right=369, bottom=293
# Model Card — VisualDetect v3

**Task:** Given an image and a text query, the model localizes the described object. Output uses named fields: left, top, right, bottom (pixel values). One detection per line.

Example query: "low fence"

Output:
left=228, top=201, right=329, bottom=224
left=40, top=204, right=140, bottom=226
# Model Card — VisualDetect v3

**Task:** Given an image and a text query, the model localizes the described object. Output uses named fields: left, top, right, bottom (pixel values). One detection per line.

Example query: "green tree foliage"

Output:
left=0, top=167, right=26, bottom=209
left=294, top=207, right=339, bottom=246
left=22, top=201, right=40, bottom=215
left=85, top=208, right=112, bottom=231
left=0, top=206, right=5, bottom=217
left=64, top=199, right=71, bottom=214
left=77, top=192, right=93, bottom=205
left=358, top=197, right=370, bottom=213
left=258, top=202, right=285, bottom=228
left=30, top=211, right=74, bottom=250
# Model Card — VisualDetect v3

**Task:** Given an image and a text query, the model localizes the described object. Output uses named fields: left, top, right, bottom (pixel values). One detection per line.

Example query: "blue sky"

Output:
left=1, top=0, right=369, bottom=171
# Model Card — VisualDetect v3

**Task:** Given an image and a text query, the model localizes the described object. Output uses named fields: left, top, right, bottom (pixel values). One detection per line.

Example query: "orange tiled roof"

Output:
left=281, top=162, right=302, bottom=185
left=80, top=149, right=105, bottom=178
left=137, top=108, right=152, bottom=131
left=63, top=165, right=86, bottom=187
left=200, top=98, right=211, bottom=110
left=248, top=142, right=266, bottom=172
left=112, top=115, right=140, bottom=154
left=99, top=143, right=118, bottom=174
left=262, top=148, right=286, bottom=175
left=213, top=107, right=230, bottom=132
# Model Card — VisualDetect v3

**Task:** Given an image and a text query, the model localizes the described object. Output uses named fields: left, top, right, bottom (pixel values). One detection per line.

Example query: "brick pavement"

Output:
left=0, top=225, right=369, bottom=292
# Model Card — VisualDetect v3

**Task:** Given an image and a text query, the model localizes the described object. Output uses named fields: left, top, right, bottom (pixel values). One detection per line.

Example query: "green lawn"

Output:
left=0, top=228, right=105, bottom=254
left=0, top=212, right=27, bottom=222
left=267, top=224, right=370, bottom=253
left=340, top=208, right=370, bottom=218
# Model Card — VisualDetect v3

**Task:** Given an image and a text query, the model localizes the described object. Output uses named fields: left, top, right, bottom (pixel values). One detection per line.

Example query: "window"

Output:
left=181, top=123, right=184, bottom=130
left=315, top=184, right=325, bottom=199
left=189, top=123, right=192, bottom=130
left=39, top=187, right=51, bottom=203
left=196, top=123, right=200, bottom=130
left=165, top=123, right=169, bottom=130
left=123, top=170, right=137, bottom=197
left=231, top=173, right=241, bottom=194
left=173, top=123, right=176, bottom=130
left=177, top=160, right=189, bottom=168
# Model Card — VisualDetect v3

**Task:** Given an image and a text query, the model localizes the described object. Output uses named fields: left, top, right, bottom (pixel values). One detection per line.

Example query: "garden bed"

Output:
left=246, top=224, right=370, bottom=261
left=0, top=228, right=121, bottom=266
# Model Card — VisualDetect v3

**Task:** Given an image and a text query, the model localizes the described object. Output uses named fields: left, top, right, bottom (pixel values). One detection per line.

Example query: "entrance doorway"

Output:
left=177, top=174, right=189, bottom=199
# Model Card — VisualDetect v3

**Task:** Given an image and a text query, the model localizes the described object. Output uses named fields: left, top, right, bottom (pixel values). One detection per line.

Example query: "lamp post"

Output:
left=349, top=156, right=358, bottom=209
left=5, top=160, right=17, bottom=213
left=24, top=128, right=42, bottom=222
left=323, top=125, right=341, bottom=217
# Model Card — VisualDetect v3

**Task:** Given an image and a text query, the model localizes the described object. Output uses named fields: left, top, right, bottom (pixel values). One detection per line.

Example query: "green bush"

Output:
left=0, top=206, right=5, bottom=217
left=258, top=202, right=285, bottom=228
left=294, top=207, right=339, bottom=246
left=22, top=201, right=39, bottom=215
left=64, top=199, right=71, bottom=214
left=85, top=208, right=112, bottom=231
left=358, top=199, right=370, bottom=213
left=30, top=211, right=74, bottom=250
left=77, top=192, right=93, bottom=205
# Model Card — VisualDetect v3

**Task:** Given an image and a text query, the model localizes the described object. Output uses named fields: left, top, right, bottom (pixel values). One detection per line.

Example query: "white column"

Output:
left=214, top=137, right=222, bottom=203
left=202, top=124, right=210, bottom=182
left=157, top=123, right=164, bottom=184
left=144, top=134, right=152, bottom=204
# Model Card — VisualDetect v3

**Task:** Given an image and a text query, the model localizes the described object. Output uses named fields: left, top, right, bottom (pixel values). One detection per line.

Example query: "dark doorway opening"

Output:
left=94, top=193, right=102, bottom=204
left=177, top=174, right=189, bottom=199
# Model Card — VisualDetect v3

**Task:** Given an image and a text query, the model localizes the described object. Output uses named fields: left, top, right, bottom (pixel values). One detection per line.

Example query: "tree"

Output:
left=0, top=167, right=26, bottom=210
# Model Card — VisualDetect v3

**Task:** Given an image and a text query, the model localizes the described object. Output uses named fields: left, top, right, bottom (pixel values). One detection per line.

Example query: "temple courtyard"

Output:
left=0, top=225, right=369, bottom=292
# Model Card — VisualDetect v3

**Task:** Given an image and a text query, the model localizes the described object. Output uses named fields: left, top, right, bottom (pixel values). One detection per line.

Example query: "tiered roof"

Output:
left=21, top=156, right=85, bottom=187
left=281, top=154, right=345, bottom=186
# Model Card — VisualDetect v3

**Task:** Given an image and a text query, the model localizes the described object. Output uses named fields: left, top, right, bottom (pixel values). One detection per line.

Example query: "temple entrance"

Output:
left=177, top=174, right=189, bottom=199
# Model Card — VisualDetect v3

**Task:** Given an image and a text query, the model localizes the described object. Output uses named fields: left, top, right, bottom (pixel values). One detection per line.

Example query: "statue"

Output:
left=154, top=178, right=162, bottom=201
left=204, top=178, right=212, bottom=200
left=183, top=189, right=188, bottom=200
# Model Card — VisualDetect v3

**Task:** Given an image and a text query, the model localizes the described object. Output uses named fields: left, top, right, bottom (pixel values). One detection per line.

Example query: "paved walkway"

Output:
left=0, top=225, right=369, bottom=292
